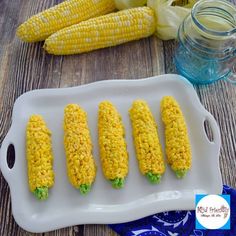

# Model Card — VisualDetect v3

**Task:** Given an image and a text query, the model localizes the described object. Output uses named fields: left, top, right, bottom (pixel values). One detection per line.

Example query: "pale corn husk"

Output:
left=115, top=0, right=147, bottom=10
left=147, top=0, right=196, bottom=40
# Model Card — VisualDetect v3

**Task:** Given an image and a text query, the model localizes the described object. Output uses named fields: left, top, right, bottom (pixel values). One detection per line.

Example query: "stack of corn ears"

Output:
left=17, top=0, right=196, bottom=55
left=17, top=0, right=155, bottom=55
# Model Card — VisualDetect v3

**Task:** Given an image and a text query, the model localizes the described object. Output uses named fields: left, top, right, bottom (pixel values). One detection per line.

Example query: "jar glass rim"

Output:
left=191, top=0, right=236, bottom=37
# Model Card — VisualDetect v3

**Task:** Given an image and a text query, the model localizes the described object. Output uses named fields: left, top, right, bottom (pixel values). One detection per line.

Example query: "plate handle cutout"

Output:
left=203, top=115, right=221, bottom=148
left=7, top=144, right=15, bottom=169
left=204, top=119, right=214, bottom=142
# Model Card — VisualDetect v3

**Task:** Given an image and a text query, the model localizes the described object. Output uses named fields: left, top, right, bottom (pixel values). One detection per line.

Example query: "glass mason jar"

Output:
left=174, top=0, right=236, bottom=84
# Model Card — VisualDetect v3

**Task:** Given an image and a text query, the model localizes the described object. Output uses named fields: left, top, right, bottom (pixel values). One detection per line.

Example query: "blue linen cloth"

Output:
left=110, top=185, right=236, bottom=236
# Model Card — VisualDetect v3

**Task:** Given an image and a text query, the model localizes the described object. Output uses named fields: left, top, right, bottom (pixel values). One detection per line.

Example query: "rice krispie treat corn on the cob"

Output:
left=64, top=104, right=96, bottom=195
left=161, top=96, right=192, bottom=178
left=26, top=115, right=55, bottom=200
left=98, top=101, right=129, bottom=189
left=129, top=100, right=165, bottom=184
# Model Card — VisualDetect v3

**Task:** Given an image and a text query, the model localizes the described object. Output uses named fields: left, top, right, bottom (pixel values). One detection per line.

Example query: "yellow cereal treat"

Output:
left=161, top=96, right=192, bottom=178
left=129, top=100, right=165, bottom=184
left=98, top=101, right=129, bottom=189
left=64, top=104, right=96, bottom=195
left=26, top=115, right=54, bottom=200
left=17, top=0, right=116, bottom=42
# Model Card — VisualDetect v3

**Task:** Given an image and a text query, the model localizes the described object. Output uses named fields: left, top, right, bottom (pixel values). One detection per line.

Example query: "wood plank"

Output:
left=84, top=225, right=118, bottom=236
left=59, top=35, right=165, bottom=89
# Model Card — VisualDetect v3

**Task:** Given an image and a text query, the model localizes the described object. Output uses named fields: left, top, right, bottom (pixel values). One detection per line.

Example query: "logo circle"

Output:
left=196, top=195, right=230, bottom=229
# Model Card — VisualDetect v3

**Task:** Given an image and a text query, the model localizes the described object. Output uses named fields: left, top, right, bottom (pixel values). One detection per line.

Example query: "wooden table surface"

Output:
left=0, top=0, right=236, bottom=235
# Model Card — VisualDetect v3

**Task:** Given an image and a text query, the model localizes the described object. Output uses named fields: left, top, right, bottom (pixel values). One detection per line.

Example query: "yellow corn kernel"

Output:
left=26, top=115, right=54, bottom=200
left=161, top=96, right=192, bottom=178
left=64, top=104, right=96, bottom=194
left=98, top=101, right=129, bottom=188
left=129, top=100, right=165, bottom=184
left=17, top=0, right=116, bottom=42
left=44, top=7, right=156, bottom=55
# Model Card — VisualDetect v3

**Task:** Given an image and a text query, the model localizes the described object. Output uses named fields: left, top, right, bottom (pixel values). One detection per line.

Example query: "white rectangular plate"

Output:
left=0, top=74, right=222, bottom=233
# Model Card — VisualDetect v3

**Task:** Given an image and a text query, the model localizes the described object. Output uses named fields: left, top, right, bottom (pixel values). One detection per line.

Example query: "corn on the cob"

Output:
left=17, top=0, right=116, bottom=42
left=64, top=104, right=96, bottom=195
left=129, top=100, right=165, bottom=184
left=44, top=7, right=156, bottom=55
left=161, top=96, right=192, bottom=178
left=26, top=115, right=54, bottom=200
left=98, top=101, right=129, bottom=189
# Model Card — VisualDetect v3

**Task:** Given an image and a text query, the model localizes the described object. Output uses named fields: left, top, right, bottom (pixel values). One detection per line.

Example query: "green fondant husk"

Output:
left=175, top=169, right=188, bottom=179
left=79, top=184, right=91, bottom=195
left=33, top=187, right=49, bottom=200
left=145, top=172, right=162, bottom=184
left=110, top=178, right=125, bottom=189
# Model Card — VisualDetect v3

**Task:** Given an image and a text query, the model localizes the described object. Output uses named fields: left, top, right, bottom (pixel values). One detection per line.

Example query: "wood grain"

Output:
left=0, top=0, right=235, bottom=235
